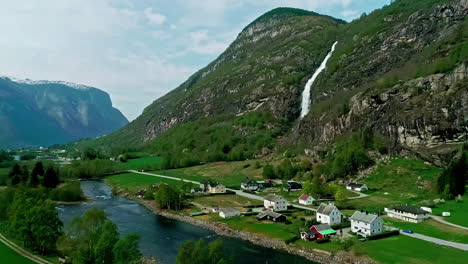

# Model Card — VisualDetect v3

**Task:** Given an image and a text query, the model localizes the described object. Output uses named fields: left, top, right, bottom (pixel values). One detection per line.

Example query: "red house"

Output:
left=301, top=224, right=337, bottom=241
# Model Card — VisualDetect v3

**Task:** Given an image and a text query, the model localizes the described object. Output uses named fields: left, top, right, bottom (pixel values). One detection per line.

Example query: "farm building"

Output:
left=298, top=194, right=315, bottom=205
left=385, top=206, right=430, bottom=223
left=256, top=211, right=286, bottom=222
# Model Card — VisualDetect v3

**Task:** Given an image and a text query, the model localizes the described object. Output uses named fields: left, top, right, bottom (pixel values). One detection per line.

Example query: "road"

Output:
left=347, top=189, right=369, bottom=200
left=430, top=216, right=468, bottom=231
left=399, top=231, right=468, bottom=251
left=0, top=233, right=52, bottom=264
left=129, top=170, right=317, bottom=211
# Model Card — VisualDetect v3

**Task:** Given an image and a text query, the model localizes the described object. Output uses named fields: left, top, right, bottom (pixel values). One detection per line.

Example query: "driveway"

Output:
left=347, top=190, right=369, bottom=200
left=399, top=231, right=468, bottom=251
left=430, top=216, right=468, bottom=231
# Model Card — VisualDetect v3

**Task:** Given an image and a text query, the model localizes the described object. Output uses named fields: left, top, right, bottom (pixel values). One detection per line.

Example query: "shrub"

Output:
left=284, top=236, right=299, bottom=244
left=49, top=181, right=84, bottom=202
left=367, top=230, right=399, bottom=240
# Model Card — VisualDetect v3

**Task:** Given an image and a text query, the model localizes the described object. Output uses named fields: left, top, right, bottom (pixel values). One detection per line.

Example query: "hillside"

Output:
left=0, top=76, right=128, bottom=148
left=80, top=0, right=466, bottom=165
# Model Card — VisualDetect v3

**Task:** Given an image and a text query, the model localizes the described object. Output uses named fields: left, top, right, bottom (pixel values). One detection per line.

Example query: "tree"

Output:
left=176, top=239, right=227, bottom=264
left=95, top=221, right=119, bottom=264
left=29, top=202, right=63, bottom=254
left=262, top=164, right=276, bottom=179
left=8, top=163, right=22, bottom=186
left=176, top=241, right=195, bottom=264
left=113, top=233, right=142, bottom=264
left=335, top=188, right=347, bottom=204
left=43, top=167, right=60, bottom=188
left=30, top=162, right=44, bottom=187
left=154, top=184, right=181, bottom=210
left=437, top=144, right=467, bottom=198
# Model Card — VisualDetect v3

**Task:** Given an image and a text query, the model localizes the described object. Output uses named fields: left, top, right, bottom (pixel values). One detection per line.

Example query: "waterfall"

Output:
left=300, top=41, right=338, bottom=119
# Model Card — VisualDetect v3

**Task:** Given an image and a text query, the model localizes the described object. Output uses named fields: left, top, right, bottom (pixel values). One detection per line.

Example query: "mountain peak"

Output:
left=0, top=75, right=94, bottom=90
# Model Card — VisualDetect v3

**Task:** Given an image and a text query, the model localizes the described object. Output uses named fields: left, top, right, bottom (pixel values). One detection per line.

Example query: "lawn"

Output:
left=106, top=172, right=186, bottom=194
left=0, top=241, right=37, bottom=264
left=383, top=218, right=468, bottom=244
left=432, top=197, right=468, bottom=228
left=154, top=160, right=265, bottom=188
left=119, top=156, right=165, bottom=171
left=193, top=194, right=262, bottom=208
left=0, top=167, right=10, bottom=185
left=362, top=235, right=468, bottom=264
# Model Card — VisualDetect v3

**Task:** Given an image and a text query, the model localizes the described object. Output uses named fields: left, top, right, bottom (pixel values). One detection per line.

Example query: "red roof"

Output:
left=299, top=194, right=310, bottom=201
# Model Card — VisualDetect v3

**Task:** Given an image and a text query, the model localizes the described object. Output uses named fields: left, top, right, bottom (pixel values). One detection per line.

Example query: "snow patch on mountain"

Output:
left=0, top=75, right=94, bottom=90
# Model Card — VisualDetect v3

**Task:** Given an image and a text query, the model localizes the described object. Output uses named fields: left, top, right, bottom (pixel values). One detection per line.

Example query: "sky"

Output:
left=0, top=0, right=390, bottom=121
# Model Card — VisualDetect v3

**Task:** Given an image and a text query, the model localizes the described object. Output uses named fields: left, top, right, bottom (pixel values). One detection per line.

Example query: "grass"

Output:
left=432, top=197, right=468, bottom=228
left=193, top=194, right=262, bottom=208
left=154, top=160, right=265, bottom=187
left=383, top=218, right=468, bottom=244
left=0, top=241, right=37, bottom=264
left=0, top=167, right=9, bottom=185
left=348, top=158, right=442, bottom=212
left=119, top=156, right=165, bottom=171
left=362, top=235, right=468, bottom=264
left=106, top=172, right=186, bottom=194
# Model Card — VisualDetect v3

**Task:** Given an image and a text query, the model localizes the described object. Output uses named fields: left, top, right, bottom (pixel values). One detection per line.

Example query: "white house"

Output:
left=384, top=206, right=430, bottom=223
left=298, top=194, right=315, bottom=205
left=219, top=208, right=240, bottom=219
left=346, top=183, right=368, bottom=192
left=205, top=182, right=226, bottom=194
left=350, top=211, right=383, bottom=237
left=316, top=203, right=342, bottom=225
left=264, top=194, right=288, bottom=211
left=420, top=207, right=432, bottom=214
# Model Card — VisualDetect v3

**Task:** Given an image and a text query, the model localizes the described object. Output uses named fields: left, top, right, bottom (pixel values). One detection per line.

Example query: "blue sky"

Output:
left=0, top=0, right=390, bottom=120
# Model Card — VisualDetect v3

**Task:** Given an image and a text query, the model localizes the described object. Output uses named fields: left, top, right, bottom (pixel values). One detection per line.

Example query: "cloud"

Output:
left=144, top=7, right=166, bottom=25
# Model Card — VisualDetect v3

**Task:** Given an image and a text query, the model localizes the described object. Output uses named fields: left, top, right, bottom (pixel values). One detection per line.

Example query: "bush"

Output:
left=49, top=181, right=84, bottom=202
left=284, top=236, right=299, bottom=244
left=316, top=238, right=331, bottom=244
left=367, top=230, right=399, bottom=240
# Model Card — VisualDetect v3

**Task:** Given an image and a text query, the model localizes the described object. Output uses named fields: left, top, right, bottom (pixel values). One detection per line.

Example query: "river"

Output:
left=56, top=181, right=315, bottom=264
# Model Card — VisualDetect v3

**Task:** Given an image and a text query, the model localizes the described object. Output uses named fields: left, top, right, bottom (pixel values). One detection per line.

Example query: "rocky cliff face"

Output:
left=288, top=0, right=468, bottom=163
left=0, top=76, right=128, bottom=148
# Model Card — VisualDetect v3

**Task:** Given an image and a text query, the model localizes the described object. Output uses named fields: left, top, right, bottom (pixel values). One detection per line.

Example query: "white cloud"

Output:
left=144, top=7, right=166, bottom=25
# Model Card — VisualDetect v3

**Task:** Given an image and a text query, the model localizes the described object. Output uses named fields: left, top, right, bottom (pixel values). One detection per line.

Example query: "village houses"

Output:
left=298, top=194, right=315, bottom=205
left=264, top=194, right=288, bottom=211
left=241, top=178, right=259, bottom=191
left=301, top=223, right=337, bottom=241
left=284, top=181, right=303, bottom=192
left=346, top=183, right=368, bottom=192
left=256, top=211, right=287, bottom=222
left=204, top=181, right=226, bottom=194
left=385, top=205, right=430, bottom=223
left=316, top=203, right=342, bottom=225
left=350, top=211, right=383, bottom=237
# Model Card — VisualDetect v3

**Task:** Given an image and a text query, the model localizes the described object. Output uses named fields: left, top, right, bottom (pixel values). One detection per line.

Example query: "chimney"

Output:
left=366, top=211, right=369, bottom=215
left=360, top=209, right=364, bottom=213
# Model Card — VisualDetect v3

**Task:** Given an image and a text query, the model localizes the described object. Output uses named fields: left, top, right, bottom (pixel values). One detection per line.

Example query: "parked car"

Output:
left=402, top=229, right=414, bottom=234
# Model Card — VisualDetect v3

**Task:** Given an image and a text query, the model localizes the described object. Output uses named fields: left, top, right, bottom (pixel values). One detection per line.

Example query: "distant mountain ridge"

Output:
left=0, top=76, right=128, bottom=148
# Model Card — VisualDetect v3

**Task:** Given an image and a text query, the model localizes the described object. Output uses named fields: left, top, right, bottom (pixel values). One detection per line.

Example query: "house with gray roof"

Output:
left=316, top=203, right=342, bottom=225
left=256, top=211, right=286, bottom=222
left=264, top=194, right=288, bottom=211
left=350, top=211, right=383, bottom=237
left=384, top=205, right=430, bottom=223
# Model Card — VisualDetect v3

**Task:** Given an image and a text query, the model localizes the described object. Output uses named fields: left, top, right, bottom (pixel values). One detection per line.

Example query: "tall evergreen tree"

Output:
left=8, top=163, right=22, bottom=186
left=29, top=162, right=44, bottom=187
left=43, top=167, right=60, bottom=188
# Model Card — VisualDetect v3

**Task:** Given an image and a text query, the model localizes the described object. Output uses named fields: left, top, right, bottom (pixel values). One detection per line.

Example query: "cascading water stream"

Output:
left=300, top=41, right=338, bottom=119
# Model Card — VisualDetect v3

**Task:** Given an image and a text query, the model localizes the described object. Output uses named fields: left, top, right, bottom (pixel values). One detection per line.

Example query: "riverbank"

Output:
left=121, top=193, right=373, bottom=264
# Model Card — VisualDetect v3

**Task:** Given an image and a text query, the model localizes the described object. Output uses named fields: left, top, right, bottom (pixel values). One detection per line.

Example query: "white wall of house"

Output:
left=351, top=218, right=383, bottom=237
left=316, top=208, right=342, bottom=225
left=209, top=185, right=226, bottom=194
left=384, top=208, right=429, bottom=223
left=219, top=210, right=240, bottom=218
left=299, top=197, right=314, bottom=205
left=264, top=199, right=288, bottom=211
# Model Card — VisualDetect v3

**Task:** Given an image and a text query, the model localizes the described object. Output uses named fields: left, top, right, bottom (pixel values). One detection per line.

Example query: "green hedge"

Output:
left=368, top=230, right=400, bottom=240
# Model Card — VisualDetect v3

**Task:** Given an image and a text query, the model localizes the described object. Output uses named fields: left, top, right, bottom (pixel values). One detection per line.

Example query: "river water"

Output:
left=56, top=181, right=315, bottom=264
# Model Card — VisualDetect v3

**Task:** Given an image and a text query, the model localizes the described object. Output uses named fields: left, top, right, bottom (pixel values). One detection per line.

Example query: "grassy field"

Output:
left=193, top=194, right=262, bottom=208
left=362, top=235, right=468, bottom=264
left=106, top=172, right=187, bottom=194
left=0, top=167, right=10, bottom=185
left=0, top=241, right=37, bottom=264
left=432, top=197, right=468, bottom=228
left=347, top=158, right=442, bottom=212
left=119, top=156, right=165, bottom=171
left=383, top=218, right=468, bottom=244
left=154, top=160, right=265, bottom=188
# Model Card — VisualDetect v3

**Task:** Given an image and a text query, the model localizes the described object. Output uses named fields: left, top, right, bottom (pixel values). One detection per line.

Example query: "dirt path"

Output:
left=347, top=190, right=369, bottom=200
left=0, top=233, right=53, bottom=264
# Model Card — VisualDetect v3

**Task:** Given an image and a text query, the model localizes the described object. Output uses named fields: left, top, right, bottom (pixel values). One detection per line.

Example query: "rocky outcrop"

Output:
left=292, top=64, right=467, bottom=165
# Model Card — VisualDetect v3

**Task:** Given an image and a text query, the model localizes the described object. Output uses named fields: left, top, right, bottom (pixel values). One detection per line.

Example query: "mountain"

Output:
left=0, top=76, right=128, bottom=148
left=83, top=0, right=467, bottom=165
